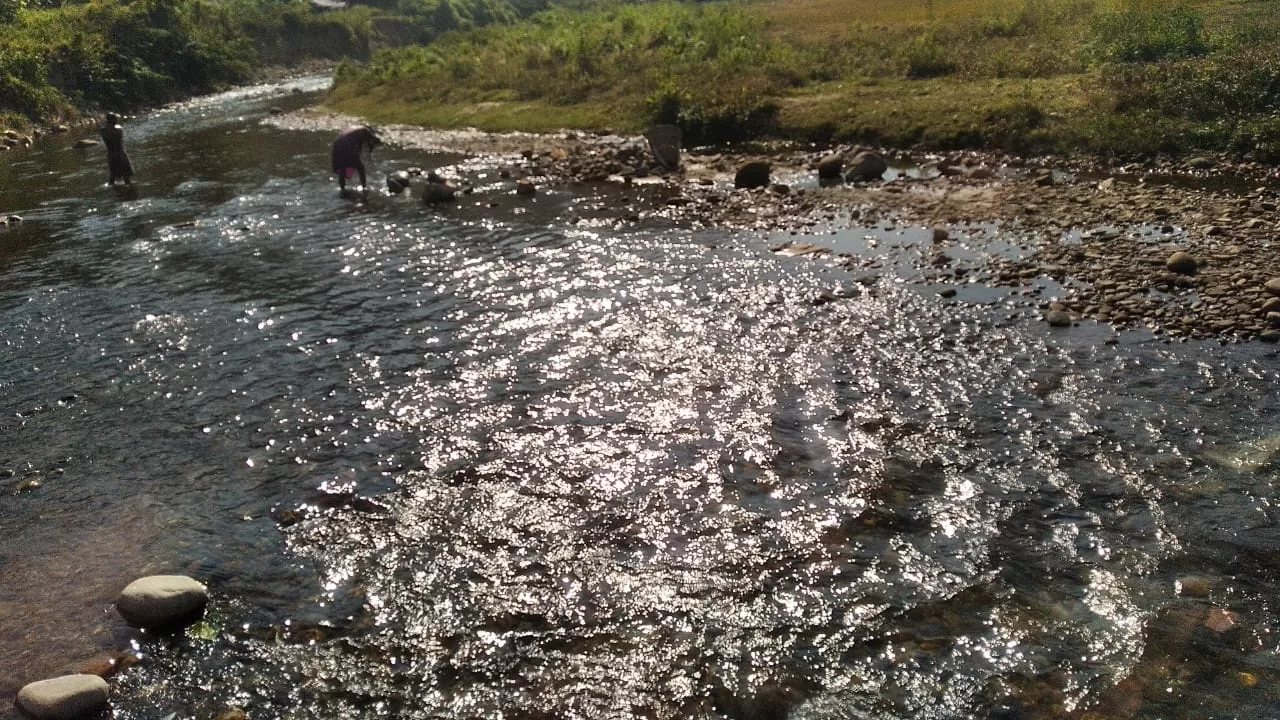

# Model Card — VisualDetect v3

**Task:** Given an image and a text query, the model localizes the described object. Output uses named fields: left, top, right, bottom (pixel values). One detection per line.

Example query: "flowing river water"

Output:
left=1, top=77, right=1279, bottom=720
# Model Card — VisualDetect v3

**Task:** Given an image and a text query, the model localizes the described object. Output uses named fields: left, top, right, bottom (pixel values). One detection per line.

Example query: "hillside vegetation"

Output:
left=326, top=0, right=1280, bottom=159
left=0, top=0, right=542, bottom=129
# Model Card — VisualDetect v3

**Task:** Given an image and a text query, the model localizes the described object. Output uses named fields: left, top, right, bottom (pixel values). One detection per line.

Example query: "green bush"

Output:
left=1090, top=3, right=1207, bottom=63
left=904, top=30, right=956, bottom=78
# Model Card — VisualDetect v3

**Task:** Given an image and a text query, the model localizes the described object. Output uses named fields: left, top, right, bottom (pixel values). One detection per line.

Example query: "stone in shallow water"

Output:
left=1045, top=310, right=1073, bottom=327
left=734, top=160, right=770, bottom=189
left=116, top=574, right=208, bottom=630
left=1166, top=250, right=1197, bottom=275
left=17, top=674, right=109, bottom=720
left=643, top=124, right=681, bottom=171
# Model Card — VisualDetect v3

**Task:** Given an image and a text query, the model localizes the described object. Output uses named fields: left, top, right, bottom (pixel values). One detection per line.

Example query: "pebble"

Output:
left=116, top=574, right=208, bottom=630
left=16, top=674, right=109, bottom=720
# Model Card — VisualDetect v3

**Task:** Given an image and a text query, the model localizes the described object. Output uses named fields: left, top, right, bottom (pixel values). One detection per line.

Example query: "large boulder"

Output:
left=116, top=575, right=208, bottom=630
left=16, top=675, right=109, bottom=720
left=643, top=124, right=682, bottom=171
left=844, top=151, right=887, bottom=182
left=816, top=152, right=844, bottom=180
left=734, top=160, right=771, bottom=189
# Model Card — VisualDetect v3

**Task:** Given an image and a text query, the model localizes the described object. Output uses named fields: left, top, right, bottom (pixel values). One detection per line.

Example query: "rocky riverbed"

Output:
left=271, top=109, right=1280, bottom=343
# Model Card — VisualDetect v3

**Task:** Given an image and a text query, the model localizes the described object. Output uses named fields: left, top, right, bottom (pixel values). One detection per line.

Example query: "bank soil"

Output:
left=273, top=109, right=1280, bottom=344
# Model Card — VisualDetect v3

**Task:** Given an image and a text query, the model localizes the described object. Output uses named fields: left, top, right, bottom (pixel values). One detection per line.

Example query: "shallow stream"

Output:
left=1, top=77, right=1279, bottom=720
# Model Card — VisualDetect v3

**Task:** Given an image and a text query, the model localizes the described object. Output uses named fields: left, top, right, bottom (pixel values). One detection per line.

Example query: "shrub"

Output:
left=1090, top=3, right=1207, bottom=63
left=904, top=30, right=956, bottom=78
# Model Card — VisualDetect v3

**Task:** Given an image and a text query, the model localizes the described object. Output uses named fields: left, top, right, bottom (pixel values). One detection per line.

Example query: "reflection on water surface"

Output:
left=0, top=77, right=1278, bottom=720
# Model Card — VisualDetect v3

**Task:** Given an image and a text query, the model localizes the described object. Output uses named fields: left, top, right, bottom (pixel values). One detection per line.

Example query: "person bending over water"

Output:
left=331, top=125, right=381, bottom=194
left=100, top=113, right=133, bottom=186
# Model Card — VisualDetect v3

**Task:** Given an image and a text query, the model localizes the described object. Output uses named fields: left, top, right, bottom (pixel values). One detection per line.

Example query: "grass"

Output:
left=324, top=0, right=1280, bottom=159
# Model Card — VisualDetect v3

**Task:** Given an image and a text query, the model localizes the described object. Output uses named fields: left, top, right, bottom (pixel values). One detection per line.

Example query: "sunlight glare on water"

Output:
left=0, top=77, right=1278, bottom=720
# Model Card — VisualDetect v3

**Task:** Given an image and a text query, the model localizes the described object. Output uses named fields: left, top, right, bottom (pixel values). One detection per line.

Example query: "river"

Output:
left=1, top=76, right=1278, bottom=720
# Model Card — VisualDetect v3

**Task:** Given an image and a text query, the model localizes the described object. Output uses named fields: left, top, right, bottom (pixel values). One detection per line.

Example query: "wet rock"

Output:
left=1166, top=251, right=1197, bottom=275
left=1176, top=575, right=1214, bottom=598
left=770, top=183, right=791, bottom=195
left=1261, top=330, right=1280, bottom=343
left=1262, top=297, right=1280, bottom=314
left=422, top=180, right=456, bottom=203
left=269, top=106, right=283, bottom=115
left=1045, top=310, right=1073, bottom=327
left=816, top=152, right=843, bottom=180
left=1266, top=278, right=1280, bottom=296
left=1267, top=312, right=1280, bottom=327
left=969, top=167, right=996, bottom=180
left=52, top=124, right=69, bottom=133
left=386, top=170, right=411, bottom=195
left=1032, top=168, right=1055, bottom=187
left=116, top=574, right=208, bottom=630
left=1187, top=156, right=1215, bottom=170
left=1203, top=607, right=1238, bottom=634
left=734, top=160, right=771, bottom=189
left=515, top=179, right=537, bottom=196
left=844, top=151, right=887, bottom=182
left=214, top=707, right=248, bottom=720
left=16, top=674, right=109, bottom=720
left=73, top=139, right=98, bottom=148
left=931, top=227, right=949, bottom=242
left=643, top=124, right=681, bottom=170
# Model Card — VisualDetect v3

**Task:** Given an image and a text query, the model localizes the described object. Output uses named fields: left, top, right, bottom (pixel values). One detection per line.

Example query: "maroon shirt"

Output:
left=331, top=126, right=378, bottom=175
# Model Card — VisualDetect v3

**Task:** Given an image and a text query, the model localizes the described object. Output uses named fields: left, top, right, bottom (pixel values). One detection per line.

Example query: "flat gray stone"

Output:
left=116, top=574, right=208, bottom=629
left=17, top=674, right=109, bottom=720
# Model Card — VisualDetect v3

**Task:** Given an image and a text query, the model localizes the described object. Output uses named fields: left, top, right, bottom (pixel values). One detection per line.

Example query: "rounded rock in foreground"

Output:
left=116, top=574, right=208, bottom=630
left=515, top=179, right=537, bottom=196
left=1166, top=251, right=1197, bottom=275
left=1266, top=278, right=1280, bottom=297
left=17, top=674, right=109, bottom=720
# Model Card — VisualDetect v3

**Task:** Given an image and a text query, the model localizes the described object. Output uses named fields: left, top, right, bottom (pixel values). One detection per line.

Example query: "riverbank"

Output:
left=326, top=0, right=1280, bottom=161
left=273, top=107, right=1280, bottom=343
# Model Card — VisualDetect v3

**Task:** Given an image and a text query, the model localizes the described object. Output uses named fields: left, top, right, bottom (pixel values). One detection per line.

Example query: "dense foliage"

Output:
left=326, top=0, right=1280, bottom=158
left=0, top=0, right=383, bottom=124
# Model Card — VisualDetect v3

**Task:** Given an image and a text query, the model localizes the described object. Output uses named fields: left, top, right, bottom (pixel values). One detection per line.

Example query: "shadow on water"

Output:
left=2, top=75, right=1280, bottom=720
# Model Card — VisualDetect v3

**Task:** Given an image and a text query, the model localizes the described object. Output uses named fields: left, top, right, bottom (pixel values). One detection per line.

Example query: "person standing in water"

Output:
left=99, top=113, right=133, bottom=186
left=331, top=125, right=381, bottom=194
